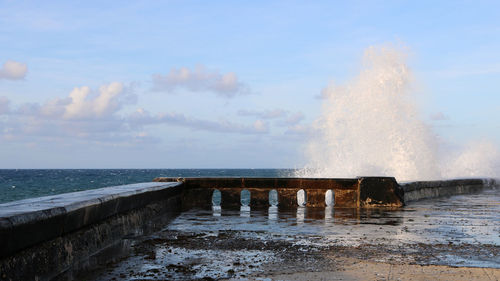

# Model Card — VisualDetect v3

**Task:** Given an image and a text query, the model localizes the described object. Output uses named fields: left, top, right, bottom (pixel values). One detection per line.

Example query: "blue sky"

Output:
left=0, top=0, right=499, bottom=168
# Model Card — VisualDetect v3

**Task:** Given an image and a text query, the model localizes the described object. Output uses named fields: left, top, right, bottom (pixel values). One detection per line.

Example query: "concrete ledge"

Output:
left=0, top=182, right=182, bottom=259
left=153, top=177, right=404, bottom=208
left=0, top=196, right=182, bottom=281
left=401, top=178, right=498, bottom=202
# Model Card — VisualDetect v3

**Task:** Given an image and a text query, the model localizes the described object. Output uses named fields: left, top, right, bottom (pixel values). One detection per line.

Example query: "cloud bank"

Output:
left=152, top=65, right=247, bottom=97
left=130, top=109, right=268, bottom=134
left=0, top=60, right=28, bottom=80
left=0, top=81, right=266, bottom=145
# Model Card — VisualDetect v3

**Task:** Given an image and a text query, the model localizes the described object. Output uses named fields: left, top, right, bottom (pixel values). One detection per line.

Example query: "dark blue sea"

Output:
left=0, top=169, right=296, bottom=204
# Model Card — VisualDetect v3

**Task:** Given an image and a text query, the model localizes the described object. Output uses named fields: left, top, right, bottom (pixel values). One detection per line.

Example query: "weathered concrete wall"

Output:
left=1, top=176, right=496, bottom=280
left=358, top=177, right=404, bottom=207
left=0, top=182, right=182, bottom=281
left=401, top=178, right=498, bottom=202
left=153, top=177, right=404, bottom=208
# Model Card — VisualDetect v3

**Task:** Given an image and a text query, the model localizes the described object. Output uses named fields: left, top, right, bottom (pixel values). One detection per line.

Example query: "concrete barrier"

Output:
left=153, top=177, right=404, bottom=208
left=401, top=178, right=498, bottom=202
left=0, top=176, right=497, bottom=280
left=0, top=182, right=182, bottom=281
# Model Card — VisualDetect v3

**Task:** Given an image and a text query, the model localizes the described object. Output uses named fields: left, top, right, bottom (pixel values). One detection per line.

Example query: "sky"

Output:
left=0, top=0, right=499, bottom=168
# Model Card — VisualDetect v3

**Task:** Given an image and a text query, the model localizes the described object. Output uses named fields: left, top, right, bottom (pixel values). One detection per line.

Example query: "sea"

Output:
left=0, top=169, right=296, bottom=204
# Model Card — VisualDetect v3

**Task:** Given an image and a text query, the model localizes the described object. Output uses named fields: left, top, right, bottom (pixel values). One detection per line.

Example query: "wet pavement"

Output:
left=74, top=188, right=499, bottom=280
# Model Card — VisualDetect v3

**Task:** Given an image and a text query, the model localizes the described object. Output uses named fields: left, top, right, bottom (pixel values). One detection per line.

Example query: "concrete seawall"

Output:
left=0, top=177, right=497, bottom=281
left=401, top=178, right=497, bottom=202
left=153, top=177, right=405, bottom=208
left=0, top=182, right=183, bottom=281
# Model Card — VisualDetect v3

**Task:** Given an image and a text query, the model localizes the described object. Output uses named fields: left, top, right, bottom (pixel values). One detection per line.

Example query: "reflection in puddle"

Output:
left=240, top=205, right=250, bottom=217
left=324, top=206, right=333, bottom=222
left=173, top=189, right=500, bottom=248
left=212, top=205, right=221, bottom=217
left=296, top=206, right=305, bottom=224
left=268, top=206, right=278, bottom=221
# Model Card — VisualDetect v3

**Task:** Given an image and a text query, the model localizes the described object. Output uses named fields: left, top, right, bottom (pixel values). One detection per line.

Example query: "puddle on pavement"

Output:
left=170, top=188, right=499, bottom=247
left=74, top=189, right=499, bottom=280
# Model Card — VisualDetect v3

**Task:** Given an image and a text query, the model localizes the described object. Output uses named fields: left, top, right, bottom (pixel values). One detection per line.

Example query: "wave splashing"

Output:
left=297, top=46, right=498, bottom=181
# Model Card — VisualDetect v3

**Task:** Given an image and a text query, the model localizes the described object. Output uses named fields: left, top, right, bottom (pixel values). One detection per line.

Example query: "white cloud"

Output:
left=63, top=86, right=91, bottom=119
left=63, top=82, right=124, bottom=119
left=27, top=82, right=126, bottom=120
left=0, top=60, right=28, bottom=80
left=152, top=65, right=248, bottom=97
left=0, top=82, right=130, bottom=143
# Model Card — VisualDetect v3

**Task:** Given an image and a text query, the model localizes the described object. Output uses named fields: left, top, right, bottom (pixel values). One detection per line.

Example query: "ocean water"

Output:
left=0, top=169, right=295, bottom=204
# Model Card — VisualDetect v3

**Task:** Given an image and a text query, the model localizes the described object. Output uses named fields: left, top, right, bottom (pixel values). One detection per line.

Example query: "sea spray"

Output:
left=442, top=140, right=500, bottom=179
left=297, top=45, right=499, bottom=181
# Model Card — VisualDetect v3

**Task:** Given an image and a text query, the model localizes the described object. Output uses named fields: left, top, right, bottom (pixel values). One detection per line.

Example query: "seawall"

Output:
left=0, top=177, right=497, bottom=280
left=152, top=177, right=404, bottom=209
left=0, top=182, right=183, bottom=281
left=401, top=178, right=497, bottom=202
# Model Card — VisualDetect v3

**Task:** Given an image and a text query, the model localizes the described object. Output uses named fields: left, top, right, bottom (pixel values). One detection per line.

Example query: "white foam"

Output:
left=297, top=45, right=499, bottom=181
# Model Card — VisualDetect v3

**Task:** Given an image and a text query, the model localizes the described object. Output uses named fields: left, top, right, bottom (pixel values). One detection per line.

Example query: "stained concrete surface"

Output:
left=74, top=188, right=499, bottom=280
left=0, top=182, right=182, bottom=258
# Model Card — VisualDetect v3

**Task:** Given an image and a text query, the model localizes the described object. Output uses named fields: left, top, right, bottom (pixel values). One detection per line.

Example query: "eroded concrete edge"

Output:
left=0, top=182, right=183, bottom=259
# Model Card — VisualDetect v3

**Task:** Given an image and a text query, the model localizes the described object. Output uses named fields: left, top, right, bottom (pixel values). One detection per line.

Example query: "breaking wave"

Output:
left=297, top=45, right=499, bottom=181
